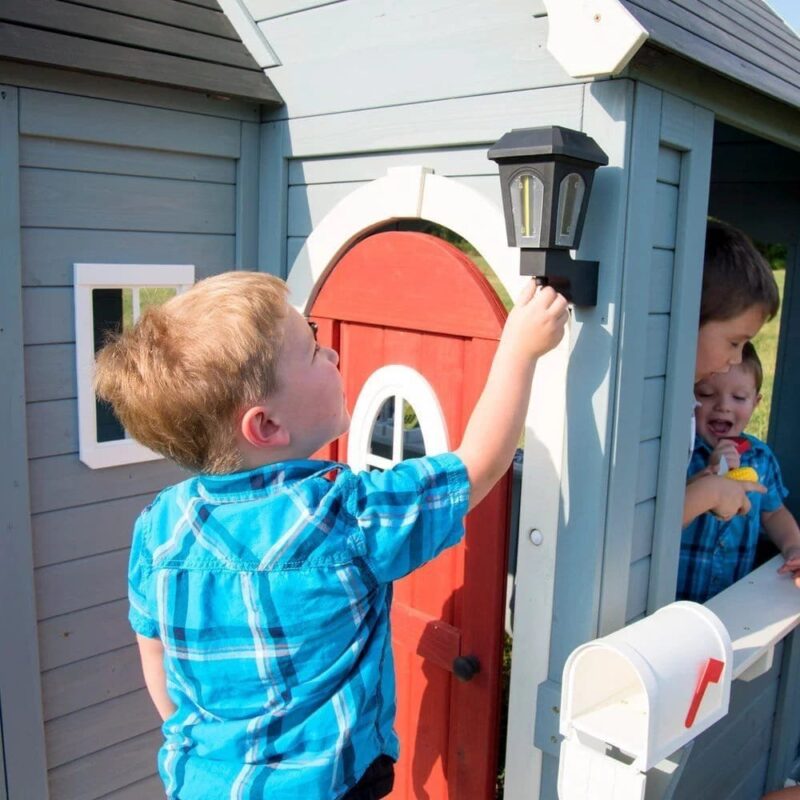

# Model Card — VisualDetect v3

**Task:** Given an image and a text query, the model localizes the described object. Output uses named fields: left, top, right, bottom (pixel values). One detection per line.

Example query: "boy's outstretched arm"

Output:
left=763, top=506, right=800, bottom=587
left=682, top=474, right=765, bottom=527
left=137, top=634, right=176, bottom=721
left=455, top=282, right=568, bottom=511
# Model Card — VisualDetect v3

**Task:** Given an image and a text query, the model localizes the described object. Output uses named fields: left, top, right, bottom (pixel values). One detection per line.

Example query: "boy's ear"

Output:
left=754, top=392, right=763, bottom=407
left=239, top=404, right=290, bottom=449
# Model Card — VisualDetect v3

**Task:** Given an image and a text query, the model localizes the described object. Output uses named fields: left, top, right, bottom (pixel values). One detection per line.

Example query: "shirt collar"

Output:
left=196, top=460, right=340, bottom=503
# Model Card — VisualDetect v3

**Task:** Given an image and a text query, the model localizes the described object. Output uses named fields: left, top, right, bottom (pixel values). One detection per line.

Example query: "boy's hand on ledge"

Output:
left=778, top=546, right=800, bottom=588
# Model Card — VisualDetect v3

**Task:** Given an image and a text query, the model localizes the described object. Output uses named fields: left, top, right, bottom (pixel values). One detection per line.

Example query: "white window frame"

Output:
left=347, top=365, right=449, bottom=472
left=74, top=263, right=195, bottom=469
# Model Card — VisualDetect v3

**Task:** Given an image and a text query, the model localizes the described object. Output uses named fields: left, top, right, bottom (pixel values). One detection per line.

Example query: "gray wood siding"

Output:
left=626, top=145, right=681, bottom=621
left=252, top=0, right=565, bottom=119
left=14, top=83, right=257, bottom=799
left=623, top=0, right=800, bottom=111
left=0, top=0, right=280, bottom=104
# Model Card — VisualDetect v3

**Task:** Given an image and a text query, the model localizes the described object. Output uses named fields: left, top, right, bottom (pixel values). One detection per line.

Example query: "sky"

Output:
left=764, top=0, right=800, bottom=33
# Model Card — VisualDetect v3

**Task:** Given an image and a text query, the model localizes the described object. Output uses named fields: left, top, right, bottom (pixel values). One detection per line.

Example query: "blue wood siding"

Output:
left=626, top=144, right=682, bottom=621
left=11, top=80, right=259, bottom=799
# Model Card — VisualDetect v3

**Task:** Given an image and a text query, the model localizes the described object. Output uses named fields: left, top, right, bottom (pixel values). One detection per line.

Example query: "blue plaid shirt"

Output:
left=128, top=453, right=469, bottom=799
left=677, top=434, right=787, bottom=603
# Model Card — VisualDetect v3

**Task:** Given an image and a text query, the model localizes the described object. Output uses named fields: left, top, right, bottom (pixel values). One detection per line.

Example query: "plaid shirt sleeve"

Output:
left=128, top=510, right=159, bottom=638
left=759, top=444, right=789, bottom=514
left=347, top=453, right=470, bottom=584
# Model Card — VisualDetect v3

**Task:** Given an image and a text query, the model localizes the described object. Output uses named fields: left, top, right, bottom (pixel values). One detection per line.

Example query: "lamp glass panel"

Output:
left=510, top=170, right=544, bottom=247
left=555, top=173, right=586, bottom=247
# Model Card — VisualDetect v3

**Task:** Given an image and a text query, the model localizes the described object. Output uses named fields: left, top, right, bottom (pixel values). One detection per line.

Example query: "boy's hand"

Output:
left=708, top=439, right=741, bottom=472
left=778, top=546, right=800, bottom=588
left=708, top=475, right=766, bottom=521
left=503, top=283, right=569, bottom=360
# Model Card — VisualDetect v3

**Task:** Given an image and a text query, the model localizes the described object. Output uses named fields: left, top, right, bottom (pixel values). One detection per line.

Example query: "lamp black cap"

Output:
left=488, top=126, right=609, bottom=167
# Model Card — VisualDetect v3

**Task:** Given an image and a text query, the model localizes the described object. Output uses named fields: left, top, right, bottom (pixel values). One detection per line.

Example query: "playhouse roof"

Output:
left=0, top=0, right=281, bottom=105
left=622, top=0, right=800, bottom=111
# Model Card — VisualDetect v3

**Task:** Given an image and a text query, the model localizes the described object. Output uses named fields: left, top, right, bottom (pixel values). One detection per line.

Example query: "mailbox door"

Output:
left=310, top=231, right=511, bottom=800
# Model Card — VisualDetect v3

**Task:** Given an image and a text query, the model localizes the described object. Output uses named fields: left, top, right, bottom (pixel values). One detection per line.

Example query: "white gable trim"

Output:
left=543, top=0, right=648, bottom=78
left=216, top=0, right=281, bottom=68
left=286, top=166, right=570, bottom=798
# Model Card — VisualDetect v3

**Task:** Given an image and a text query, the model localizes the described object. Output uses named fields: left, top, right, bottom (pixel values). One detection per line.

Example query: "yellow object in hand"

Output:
left=725, top=466, right=759, bottom=482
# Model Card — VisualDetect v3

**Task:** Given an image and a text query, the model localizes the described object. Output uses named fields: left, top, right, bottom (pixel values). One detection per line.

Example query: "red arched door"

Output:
left=309, top=231, right=510, bottom=799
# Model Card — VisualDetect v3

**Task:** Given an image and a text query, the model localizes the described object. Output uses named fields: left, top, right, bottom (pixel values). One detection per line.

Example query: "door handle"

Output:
left=452, top=655, right=481, bottom=682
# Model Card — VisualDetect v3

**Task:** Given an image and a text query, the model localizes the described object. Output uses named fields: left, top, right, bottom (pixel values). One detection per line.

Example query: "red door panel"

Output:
left=310, top=232, right=509, bottom=799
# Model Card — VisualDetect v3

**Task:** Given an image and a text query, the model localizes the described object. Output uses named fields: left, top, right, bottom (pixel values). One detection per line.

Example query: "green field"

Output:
left=747, top=269, right=784, bottom=442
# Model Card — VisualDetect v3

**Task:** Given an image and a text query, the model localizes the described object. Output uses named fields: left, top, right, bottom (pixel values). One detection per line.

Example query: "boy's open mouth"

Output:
left=708, top=419, right=734, bottom=437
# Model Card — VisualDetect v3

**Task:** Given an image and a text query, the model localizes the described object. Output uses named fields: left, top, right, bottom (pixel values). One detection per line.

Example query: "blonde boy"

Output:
left=95, top=271, right=568, bottom=800
left=679, top=342, right=800, bottom=602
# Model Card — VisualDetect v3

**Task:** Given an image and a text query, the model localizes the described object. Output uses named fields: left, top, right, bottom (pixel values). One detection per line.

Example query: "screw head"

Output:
left=529, top=528, right=544, bottom=546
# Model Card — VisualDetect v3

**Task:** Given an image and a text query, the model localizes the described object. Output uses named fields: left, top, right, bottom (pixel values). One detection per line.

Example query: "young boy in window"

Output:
left=94, top=270, right=568, bottom=800
left=679, top=339, right=800, bottom=602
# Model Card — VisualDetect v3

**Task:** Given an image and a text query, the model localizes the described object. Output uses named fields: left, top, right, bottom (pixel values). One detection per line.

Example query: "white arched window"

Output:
left=347, top=365, right=449, bottom=472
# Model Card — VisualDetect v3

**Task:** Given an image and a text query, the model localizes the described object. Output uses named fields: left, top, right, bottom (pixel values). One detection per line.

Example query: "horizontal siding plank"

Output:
left=0, top=0, right=257, bottom=69
left=246, top=0, right=341, bottom=20
left=46, top=689, right=160, bottom=769
left=288, top=145, right=493, bottom=186
left=22, top=229, right=234, bottom=287
left=630, top=499, right=656, bottom=563
left=33, top=495, right=149, bottom=568
left=48, top=728, right=161, bottom=800
left=644, top=314, right=670, bottom=378
left=258, top=1, right=563, bottom=117
left=20, top=137, right=236, bottom=184
left=23, top=288, right=74, bottom=346
left=35, top=550, right=129, bottom=621
left=96, top=774, right=162, bottom=800
left=636, top=438, right=661, bottom=502
left=640, top=377, right=666, bottom=441
left=20, top=88, right=242, bottom=158
left=649, top=248, right=674, bottom=313
left=38, top=599, right=133, bottom=671
left=287, top=181, right=369, bottom=238
left=656, top=145, right=681, bottom=185
left=25, top=344, right=76, bottom=402
left=0, top=23, right=280, bottom=104
left=283, top=83, right=585, bottom=158
left=41, top=645, right=144, bottom=721
left=625, top=556, right=650, bottom=621
left=27, top=398, right=76, bottom=458
left=28, top=454, right=185, bottom=515
left=69, top=0, right=239, bottom=40
left=21, top=169, right=236, bottom=233
left=653, top=182, right=679, bottom=248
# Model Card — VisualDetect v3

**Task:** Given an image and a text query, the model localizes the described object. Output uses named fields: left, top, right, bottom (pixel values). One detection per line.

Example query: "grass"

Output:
left=746, top=269, right=785, bottom=441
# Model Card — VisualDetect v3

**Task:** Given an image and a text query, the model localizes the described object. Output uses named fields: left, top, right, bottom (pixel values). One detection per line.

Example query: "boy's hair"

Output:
left=700, top=220, right=780, bottom=326
left=94, top=271, right=288, bottom=475
left=739, top=341, right=764, bottom=393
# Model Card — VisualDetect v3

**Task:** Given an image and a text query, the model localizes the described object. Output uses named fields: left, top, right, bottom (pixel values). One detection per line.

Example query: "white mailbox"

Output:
left=558, top=602, right=733, bottom=800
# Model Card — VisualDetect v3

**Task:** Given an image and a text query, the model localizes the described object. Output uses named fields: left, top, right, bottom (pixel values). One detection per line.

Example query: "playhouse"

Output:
left=1, top=1, right=799, bottom=798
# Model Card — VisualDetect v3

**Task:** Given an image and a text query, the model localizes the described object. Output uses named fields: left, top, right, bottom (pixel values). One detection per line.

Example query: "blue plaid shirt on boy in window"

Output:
left=128, top=453, right=469, bottom=800
left=677, top=434, right=787, bottom=604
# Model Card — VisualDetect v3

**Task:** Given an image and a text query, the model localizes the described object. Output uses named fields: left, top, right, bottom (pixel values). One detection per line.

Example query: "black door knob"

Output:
left=452, top=655, right=480, bottom=682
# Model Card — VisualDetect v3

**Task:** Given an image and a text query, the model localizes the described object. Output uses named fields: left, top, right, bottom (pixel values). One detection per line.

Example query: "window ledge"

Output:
left=705, top=555, right=800, bottom=681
